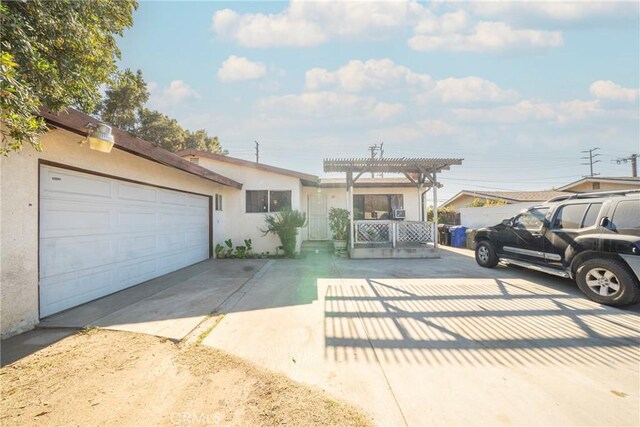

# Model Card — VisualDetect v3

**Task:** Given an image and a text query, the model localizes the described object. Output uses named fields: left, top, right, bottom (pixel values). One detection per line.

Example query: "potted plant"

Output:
left=328, top=208, right=350, bottom=254
left=261, top=209, right=307, bottom=258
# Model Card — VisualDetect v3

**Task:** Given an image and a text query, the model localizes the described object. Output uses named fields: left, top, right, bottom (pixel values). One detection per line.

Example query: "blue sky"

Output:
left=117, top=1, right=640, bottom=202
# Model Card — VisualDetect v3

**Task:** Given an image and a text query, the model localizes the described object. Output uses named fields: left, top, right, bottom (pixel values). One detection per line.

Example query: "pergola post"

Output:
left=347, top=171, right=354, bottom=250
left=433, top=171, right=439, bottom=249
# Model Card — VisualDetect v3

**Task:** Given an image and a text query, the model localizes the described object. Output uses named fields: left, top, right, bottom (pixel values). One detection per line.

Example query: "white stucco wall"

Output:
left=0, top=129, right=229, bottom=338
left=195, top=157, right=305, bottom=255
left=459, top=202, right=532, bottom=228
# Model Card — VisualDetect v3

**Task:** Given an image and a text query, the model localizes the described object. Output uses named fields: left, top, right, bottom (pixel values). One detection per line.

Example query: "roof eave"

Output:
left=39, top=108, right=242, bottom=189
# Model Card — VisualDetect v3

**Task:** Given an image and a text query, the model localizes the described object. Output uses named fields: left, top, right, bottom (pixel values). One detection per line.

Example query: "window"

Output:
left=592, top=182, right=600, bottom=190
left=552, top=204, right=588, bottom=229
left=246, top=190, right=268, bottom=213
left=514, top=207, right=549, bottom=230
left=246, top=190, right=292, bottom=213
left=189, top=157, right=199, bottom=165
left=270, top=190, right=291, bottom=212
left=353, top=194, right=403, bottom=220
left=611, top=200, right=640, bottom=231
left=215, top=194, right=223, bottom=211
left=581, top=203, right=602, bottom=228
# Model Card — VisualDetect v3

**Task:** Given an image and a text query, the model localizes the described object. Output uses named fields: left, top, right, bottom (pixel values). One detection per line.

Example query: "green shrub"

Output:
left=328, top=208, right=350, bottom=241
left=261, top=209, right=307, bottom=258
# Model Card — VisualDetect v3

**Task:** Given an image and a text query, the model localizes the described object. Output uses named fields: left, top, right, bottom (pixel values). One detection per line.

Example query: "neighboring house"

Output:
left=441, top=190, right=568, bottom=212
left=1, top=114, right=434, bottom=338
left=556, top=176, right=640, bottom=193
left=441, top=177, right=640, bottom=228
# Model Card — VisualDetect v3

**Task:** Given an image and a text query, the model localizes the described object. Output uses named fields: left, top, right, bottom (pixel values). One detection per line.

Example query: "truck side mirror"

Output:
left=501, top=218, right=512, bottom=226
left=599, top=217, right=610, bottom=227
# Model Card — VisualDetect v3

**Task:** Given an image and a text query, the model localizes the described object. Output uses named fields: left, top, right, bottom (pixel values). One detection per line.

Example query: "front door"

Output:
left=308, top=192, right=328, bottom=240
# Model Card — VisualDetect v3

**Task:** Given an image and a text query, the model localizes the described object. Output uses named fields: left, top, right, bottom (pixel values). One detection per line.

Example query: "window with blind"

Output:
left=246, top=190, right=268, bottom=213
left=246, top=190, right=292, bottom=213
left=353, top=194, right=403, bottom=220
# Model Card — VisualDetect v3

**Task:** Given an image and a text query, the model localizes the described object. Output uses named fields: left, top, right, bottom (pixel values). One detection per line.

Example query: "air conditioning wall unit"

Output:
left=393, top=209, right=406, bottom=220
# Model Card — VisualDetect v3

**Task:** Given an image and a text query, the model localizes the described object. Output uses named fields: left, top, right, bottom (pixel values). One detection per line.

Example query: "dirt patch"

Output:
left=1, top=329, right=371, bottom=427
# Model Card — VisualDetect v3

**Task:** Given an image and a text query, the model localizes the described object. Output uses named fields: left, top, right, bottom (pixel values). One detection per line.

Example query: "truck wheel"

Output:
left=475, top=241, right=498, bottom=268
left=576, top=258, right=640, bottom=306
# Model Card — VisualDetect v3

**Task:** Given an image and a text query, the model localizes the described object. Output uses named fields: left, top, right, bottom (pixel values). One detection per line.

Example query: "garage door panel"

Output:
left=40, top=238, right=115, bottom=278
left=188, top=194, right=209, bottom=208
left=117, top=234, right=157, bottom=257
left=118, top=210, right=158, bottom=229
left=160, top=190, right=188, bottom=206
left=185, top=228, right=209, bottom=246
left=117, top=182, right=157, bottom=203
left=42, top=168, right=113, bottom=200
left=40, top=268, right=115, bottom=317
left=39, top=166, right=210, bottom=317
left=40, top=204, right=111, bottom=234
left=116, top=258, right=158, bottom=285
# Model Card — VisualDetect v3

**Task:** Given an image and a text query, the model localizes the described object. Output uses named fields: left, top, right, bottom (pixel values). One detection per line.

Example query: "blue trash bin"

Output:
left=449, top=226, right=468, bottom=248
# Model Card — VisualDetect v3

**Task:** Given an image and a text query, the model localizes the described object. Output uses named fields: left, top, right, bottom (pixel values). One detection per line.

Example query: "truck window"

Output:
left=514, top=207, right=549, bottom=230
left=581, top=203, right=602, bottom=228
left=611, top=200, right=640, bottom=231
left=552, top=204, right=588, bottom=229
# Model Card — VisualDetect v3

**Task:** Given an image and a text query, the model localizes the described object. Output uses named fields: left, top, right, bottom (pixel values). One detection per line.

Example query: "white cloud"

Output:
left=305, top=59, right=432, bottom=92
left=463, top=1, right=638, bottom=25
left=589, top=80, right=639, bottom=102
left=147, top=80, right=199, bottom=108
left=218, top=55, right=267, bottom=83
left=258, top=91, right=403, bottom=122
left=409, top=21, right=563, bottom=53
left=212, top=0, right=425, bottom=47
left=423, top=76, right=518, bottom=104
left=452, top=99, right=610, bottom=124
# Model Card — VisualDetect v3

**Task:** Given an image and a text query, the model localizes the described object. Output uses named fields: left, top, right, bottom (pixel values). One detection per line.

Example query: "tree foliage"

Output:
left=98, top=69, right=148, bottom=133
left=466, top=198, right=508, bottom=208
left=99, top=70, right=225, bottom=154
left=0, top=0, right=137, bottom=155
left=135, top=108, right=186, bottom=152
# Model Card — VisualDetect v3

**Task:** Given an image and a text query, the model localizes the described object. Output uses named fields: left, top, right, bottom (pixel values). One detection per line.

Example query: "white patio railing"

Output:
left=354, top=220, right=433, bottom=247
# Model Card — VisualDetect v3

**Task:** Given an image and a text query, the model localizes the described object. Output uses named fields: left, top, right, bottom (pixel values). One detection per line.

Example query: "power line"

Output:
left=581, top=147, right=601, bottom=177
left=612, top=153, right=639, bottom=177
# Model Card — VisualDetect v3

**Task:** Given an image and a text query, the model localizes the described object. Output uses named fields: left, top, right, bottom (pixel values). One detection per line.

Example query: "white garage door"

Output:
left=39, top=165, right=210, bottom=317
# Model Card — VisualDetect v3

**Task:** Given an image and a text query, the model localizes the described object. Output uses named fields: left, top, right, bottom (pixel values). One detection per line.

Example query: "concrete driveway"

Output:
left=39, top=259, right=269, bottom=341
left=202, top=247, right=640, bottom=426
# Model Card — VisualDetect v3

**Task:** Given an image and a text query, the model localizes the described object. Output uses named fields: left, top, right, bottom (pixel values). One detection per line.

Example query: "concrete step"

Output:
left=301, top=240, right=334, bottom=253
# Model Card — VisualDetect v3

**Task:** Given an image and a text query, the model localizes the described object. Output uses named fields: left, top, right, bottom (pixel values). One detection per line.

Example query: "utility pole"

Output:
left=581, top=147, right=601, bottom=177
left=368, top=144, right=379, bottom=178
left=379, top=142, right=384, bottom=178
left=613, top=153, right=638, bottom=177
left=254, top=140, right=259, bottom=163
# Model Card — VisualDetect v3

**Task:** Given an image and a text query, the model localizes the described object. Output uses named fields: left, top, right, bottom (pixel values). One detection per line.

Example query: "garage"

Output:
left=39, top=164, right=211, bottom=317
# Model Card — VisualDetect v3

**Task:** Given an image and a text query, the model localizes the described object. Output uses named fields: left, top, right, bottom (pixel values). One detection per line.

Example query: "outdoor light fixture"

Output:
left=82, top=123, right=115, bottom=153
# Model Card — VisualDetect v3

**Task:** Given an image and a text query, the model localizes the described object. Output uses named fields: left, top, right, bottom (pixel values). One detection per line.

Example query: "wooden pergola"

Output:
left=324, top=157, right=463, bottom=250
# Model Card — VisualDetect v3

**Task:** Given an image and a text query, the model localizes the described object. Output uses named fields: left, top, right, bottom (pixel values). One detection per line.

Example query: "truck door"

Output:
left=504, top=206, right=550, bottom=264
left=545, top=202, right=603, bottom=269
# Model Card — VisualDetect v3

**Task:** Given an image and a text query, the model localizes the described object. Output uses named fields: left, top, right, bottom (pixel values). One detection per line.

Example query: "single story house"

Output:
left=1, top=109, right=450, bottom=338
left=441, top=190, right=568, bottom=212
left=556, top=176, right=640, bottom=193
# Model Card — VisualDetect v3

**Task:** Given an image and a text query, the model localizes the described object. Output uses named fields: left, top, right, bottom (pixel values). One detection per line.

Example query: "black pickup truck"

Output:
left=473, top=190, right=640, bottom=306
